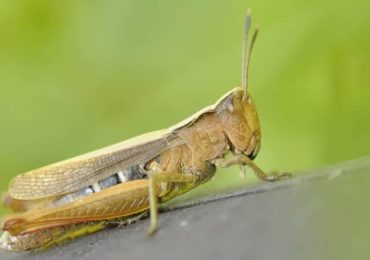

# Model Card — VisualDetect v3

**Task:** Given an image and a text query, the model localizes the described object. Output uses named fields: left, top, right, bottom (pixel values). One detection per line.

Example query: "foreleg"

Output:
left=214, top=154, right=291, bottom=181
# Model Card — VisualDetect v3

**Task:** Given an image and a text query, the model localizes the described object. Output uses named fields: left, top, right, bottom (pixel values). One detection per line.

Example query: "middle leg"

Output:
left=147, top=172, right=197, bottom=235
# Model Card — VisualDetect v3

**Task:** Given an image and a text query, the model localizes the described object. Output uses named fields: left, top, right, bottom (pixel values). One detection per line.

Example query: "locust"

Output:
left=0, top=10, right=289, bottom=252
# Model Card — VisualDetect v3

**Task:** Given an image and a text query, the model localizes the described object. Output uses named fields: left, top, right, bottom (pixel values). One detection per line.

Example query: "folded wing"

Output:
left=9, top=129, right=184, bottom=200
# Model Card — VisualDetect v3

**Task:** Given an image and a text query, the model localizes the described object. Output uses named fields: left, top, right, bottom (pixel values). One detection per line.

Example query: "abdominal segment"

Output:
left=52, top=165, right=148, bottom=207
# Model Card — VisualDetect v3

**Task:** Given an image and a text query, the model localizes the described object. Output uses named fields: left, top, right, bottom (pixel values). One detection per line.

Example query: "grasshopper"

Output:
left=0, top=10, right=289, bottom=252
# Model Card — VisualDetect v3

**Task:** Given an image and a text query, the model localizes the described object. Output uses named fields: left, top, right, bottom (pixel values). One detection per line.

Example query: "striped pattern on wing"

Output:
left=9, top=130, right=183, bottom=200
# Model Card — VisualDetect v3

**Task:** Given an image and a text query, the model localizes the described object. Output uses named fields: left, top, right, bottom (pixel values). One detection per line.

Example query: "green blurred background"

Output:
left=0, top=0, right=369, bottom=208
left=0, top=1, right=370, bottom=258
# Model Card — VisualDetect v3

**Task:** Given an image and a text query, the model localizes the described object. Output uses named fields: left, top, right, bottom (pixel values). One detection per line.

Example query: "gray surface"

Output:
left=1, top=156, right=369, bottom=260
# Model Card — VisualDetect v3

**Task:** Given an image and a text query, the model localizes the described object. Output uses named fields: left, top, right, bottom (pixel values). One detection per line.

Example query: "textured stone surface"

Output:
left=1, top=157, right=369, bottom=260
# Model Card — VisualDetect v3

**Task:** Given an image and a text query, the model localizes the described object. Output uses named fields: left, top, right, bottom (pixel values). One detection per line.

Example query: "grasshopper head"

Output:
left=216, top=10, right=261, bottom=159
left=216, top=87, right=261, bottom=159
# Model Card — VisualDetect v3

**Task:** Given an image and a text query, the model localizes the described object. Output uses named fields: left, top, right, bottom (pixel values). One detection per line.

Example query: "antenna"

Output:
left=241, top=9, right=259, bottom=102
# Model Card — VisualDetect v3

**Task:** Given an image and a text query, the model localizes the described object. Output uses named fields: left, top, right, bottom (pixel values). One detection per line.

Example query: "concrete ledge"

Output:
left=1, top=156, right=369, bottom=260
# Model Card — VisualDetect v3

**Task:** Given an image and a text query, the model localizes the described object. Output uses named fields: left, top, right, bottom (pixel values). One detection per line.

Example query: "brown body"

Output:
left=1, top=88, right=268, bottom=251
left=0, top=11, right=289, bottom=252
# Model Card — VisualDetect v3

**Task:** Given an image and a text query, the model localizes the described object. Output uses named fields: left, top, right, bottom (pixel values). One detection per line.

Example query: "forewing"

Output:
left=9, top=130, right=183, bottom=200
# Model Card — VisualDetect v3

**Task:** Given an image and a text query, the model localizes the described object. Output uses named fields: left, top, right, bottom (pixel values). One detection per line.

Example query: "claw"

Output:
left=147, top=225, right=157, bottom=236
